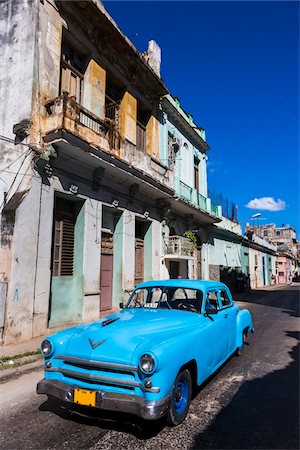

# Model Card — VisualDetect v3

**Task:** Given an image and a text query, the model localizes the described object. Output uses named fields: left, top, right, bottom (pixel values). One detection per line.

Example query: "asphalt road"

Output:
left=0, top=285, right=299, bottom=450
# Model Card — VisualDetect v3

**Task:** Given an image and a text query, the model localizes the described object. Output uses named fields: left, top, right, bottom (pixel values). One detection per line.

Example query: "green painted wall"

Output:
left=144, top=223, right=153, bottom=280
left=267, top=255, right=272, bottom=285
left=49, top=202, right=84, bottom=327
left=112, top=214, right=123, bottom=307
left=241, top=247, right=250, bottom=275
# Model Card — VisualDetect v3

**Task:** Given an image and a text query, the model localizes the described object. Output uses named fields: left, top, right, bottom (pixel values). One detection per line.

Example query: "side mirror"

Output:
left=119, top=302, right=124, bottom=309
left=205, top=308, right=217, bottom=316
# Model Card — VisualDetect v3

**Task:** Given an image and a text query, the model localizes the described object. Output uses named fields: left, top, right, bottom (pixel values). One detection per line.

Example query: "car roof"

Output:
left=136, top=279, right=229, bottom=291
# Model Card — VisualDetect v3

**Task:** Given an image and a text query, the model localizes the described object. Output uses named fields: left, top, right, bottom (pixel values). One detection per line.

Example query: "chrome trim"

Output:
left=54, top=355, right=139, bottom=373
left=37, top=379, right=169, bottom=420
left=45, top=367, right=160, bottom=393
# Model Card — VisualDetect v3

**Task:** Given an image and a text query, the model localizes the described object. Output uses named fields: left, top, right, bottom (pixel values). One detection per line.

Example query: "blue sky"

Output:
left=104, top=1, right=299, bottom=235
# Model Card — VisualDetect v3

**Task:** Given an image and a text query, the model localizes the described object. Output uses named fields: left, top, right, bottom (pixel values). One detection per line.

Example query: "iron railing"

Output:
left=164, top=236, right=194, bottom=256
left=104, top=95, right=120, bottom=126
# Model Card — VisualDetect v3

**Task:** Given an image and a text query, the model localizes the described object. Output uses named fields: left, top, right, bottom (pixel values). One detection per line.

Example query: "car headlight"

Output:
left=139, top=353, right=156, bottom=374
left=41, top=339, right=53, bottom=356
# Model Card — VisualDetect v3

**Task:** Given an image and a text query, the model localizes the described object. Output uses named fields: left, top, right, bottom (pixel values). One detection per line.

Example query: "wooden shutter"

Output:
left=52, top=200, right=75, bottom=277
left=61, top=216, right=75, bottom=275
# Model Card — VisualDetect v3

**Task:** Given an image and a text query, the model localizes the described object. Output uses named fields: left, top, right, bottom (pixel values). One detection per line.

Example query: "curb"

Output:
left=0, top=359, right=43, bottom=384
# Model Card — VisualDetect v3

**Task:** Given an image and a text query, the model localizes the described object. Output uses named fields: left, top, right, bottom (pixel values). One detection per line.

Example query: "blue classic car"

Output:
left=37, top=280, right=253, bottom=425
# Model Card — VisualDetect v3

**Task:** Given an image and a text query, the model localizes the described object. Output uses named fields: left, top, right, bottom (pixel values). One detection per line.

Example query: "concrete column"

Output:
left=199, top=155, right=208, bottom=197
left=119, top=92, right=137, bottom=144
left=144, top=222, right=152, bottom=280
left=83, top=60, right=106, bottom=119
left=146, top=115, right=160, bottom=159
left=82, top=199, right=101, bottom=322
left=151, top=220, right=161, bottom=280
left=187, top=259, right=194, bottom=279
left=122, top=210, right=135, bottom=292
left=201, top=243, right=209, bottom=280
left=32, top=183, right=55, bottom=337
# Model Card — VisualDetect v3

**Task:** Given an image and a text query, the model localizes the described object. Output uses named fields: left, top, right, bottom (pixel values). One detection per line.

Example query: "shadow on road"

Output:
left=39, top=397, right=166, bottom=440
left=191, top=330, right=300, bottom=450
left=233, top=286, right=300, bottom=318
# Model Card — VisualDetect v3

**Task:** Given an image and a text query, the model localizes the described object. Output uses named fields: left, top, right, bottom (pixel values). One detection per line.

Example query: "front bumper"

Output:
left=37, top=379, right=170, bottom=421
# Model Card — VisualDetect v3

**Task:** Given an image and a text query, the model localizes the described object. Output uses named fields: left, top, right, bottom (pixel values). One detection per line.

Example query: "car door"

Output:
left=218, top=288, right=237, bottom=355
left=204, top=289, right=229, bottom=368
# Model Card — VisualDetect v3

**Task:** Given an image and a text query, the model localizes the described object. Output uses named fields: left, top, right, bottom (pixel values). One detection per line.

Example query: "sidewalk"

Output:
left=0, top=335, right=46, bottom=383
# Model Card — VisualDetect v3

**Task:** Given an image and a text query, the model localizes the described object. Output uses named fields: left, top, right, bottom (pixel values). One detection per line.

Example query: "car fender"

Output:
left=236, top=308, right=253, bottom=349
left=133, top=325, right=212, bottom=400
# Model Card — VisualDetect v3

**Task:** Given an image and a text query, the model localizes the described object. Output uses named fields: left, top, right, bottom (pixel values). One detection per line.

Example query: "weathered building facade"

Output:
left=0, top=1, right=291, bottom=346
left=0, top=0, right=220, bottom=344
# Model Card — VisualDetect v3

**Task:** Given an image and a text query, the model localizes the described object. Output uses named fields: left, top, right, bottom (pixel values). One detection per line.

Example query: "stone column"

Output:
left=82, top=199, right=101, bottom=322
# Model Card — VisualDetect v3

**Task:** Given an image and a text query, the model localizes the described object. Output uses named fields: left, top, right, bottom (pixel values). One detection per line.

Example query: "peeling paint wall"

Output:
left=3, top=177, right=41, bottom=343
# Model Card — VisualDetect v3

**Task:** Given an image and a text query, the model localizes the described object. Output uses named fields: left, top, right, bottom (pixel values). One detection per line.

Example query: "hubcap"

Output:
left=173, top=377, right=188, bottom=414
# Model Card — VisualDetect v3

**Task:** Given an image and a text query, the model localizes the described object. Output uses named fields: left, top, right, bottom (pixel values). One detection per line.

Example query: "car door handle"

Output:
left=224, top=314, right=228, bottom=318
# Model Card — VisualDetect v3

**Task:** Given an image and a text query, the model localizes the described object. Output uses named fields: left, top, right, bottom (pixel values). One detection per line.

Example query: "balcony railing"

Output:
left=164, top=236, right=194, bottom=257
left=104, top=95, right=120, bottom=127
left=175, top=179, right=220, bottom=217
left=44, top=94, right=120, bottom=150
left=45, top=94, right=109, bottom=134
left=197, top=192, right=207, bottom=211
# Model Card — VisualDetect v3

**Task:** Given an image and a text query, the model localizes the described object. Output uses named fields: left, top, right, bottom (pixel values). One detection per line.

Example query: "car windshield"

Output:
left=126, top=286, right=203, bottom=313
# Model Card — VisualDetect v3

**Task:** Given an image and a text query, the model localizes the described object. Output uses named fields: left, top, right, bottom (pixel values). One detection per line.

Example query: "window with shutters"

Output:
left=60, top=35, right=87, bottom=103
left=52, top=198, right=75, bottom=276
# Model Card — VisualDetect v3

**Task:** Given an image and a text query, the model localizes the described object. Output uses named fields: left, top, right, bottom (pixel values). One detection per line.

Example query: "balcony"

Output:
left=164, top=236, right=195, bottom=258
left=43, top=94, right=119, bottom=153
left=175, top=179, right=220, bottom=217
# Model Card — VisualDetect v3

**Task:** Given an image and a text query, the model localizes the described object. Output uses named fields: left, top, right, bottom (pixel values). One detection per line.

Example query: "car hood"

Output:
left=65, top=309, right=204, bottom=364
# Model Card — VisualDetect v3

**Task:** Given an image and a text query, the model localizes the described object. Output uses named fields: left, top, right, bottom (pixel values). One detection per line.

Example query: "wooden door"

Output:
left=169, top=261, right=180, bottom=279
left=100, top=234, right=113, bottom=312
left=135, top=238, right=144, bottom=286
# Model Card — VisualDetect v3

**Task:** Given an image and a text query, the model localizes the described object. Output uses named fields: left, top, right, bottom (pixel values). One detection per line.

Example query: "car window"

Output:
left=126, top=286, right=203, bottom=312
left=172, top=288, right=188, bottom=300
left=205, top=291, right=219, bottom=311
left=219, top=289, right=232, bottom=308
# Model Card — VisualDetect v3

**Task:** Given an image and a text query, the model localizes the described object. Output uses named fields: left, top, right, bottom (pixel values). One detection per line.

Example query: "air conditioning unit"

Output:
left=172, top=137, right=182, bottom=147
left=172, top=137, right=182, bottom=152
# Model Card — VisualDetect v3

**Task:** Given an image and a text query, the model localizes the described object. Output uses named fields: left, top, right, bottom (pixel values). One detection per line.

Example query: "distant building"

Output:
left=246, top=223, right=298, bottom=281
left=246, top=223, right=297, bottom=258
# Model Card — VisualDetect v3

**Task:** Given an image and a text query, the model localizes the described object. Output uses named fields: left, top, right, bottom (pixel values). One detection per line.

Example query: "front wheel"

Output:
left=167, top=369, right=192, bottom=426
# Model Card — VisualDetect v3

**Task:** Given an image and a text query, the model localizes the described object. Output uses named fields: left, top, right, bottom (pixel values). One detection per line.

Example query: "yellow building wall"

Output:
left=119, top=91, right=137, bottom=145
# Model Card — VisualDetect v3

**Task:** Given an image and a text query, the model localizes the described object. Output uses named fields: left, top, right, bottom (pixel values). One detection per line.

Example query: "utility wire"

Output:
left=216, top=87, right=298, bottom=155
left=0, top=148, right=32, bottom=177
left=0, top=152, right=32, bottom=211
left=221, top=108, right=298, bottom=191
left=0, top=134, right=36, bottom=149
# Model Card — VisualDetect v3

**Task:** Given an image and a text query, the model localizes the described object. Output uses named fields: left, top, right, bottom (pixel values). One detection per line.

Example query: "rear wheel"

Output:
left=167, top=369, right=192, bottom=426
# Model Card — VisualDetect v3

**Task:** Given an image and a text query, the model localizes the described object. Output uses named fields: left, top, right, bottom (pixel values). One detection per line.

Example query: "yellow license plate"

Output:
left=74, top=388, right=96, bottom=407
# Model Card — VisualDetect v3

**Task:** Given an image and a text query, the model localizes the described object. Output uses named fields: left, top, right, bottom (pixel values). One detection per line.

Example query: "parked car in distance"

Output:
left=37, top=280, right=253, bottom=425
